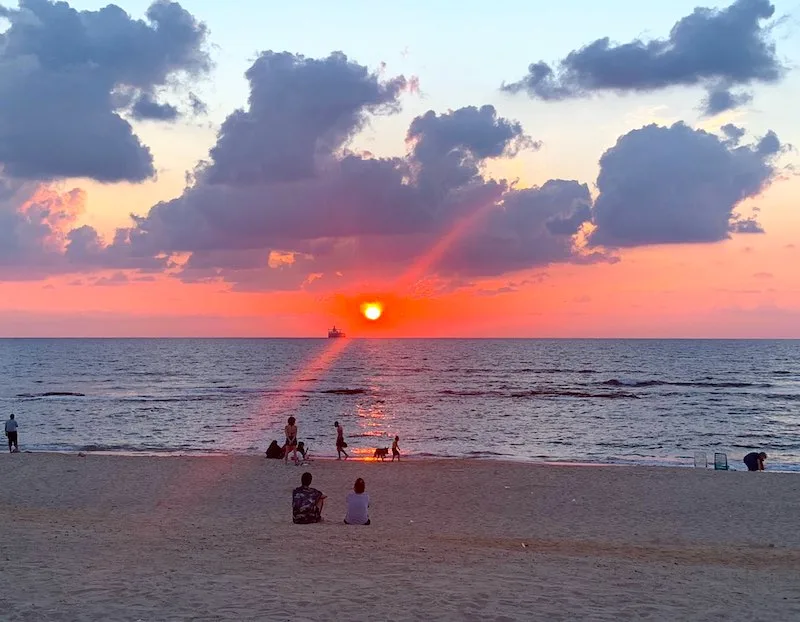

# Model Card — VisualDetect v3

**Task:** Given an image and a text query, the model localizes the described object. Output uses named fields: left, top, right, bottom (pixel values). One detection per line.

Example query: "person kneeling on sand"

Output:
left=292, top=472, right=326, bottom=524
left=743, top=451, right=767, bottom=471
left=344, top=477, right=370, bottom=525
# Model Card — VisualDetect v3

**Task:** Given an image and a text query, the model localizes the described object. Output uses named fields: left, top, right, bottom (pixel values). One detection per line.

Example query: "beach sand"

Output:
left=1, top=454, right=799, bottom=621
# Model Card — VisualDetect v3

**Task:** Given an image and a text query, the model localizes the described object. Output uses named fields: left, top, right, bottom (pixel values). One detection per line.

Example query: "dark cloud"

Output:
left=589, top=122, right=781, bottom=247
left=0, top=0, right=210, bottom=182
left=721, top=123, right=747, bottom=145
left=131, top=93, right=179, bottom=121
left=407, top=105, right=539, bottom=195
left=204, top=51, right=408, bottom=185
left=702, top=86, right=753, bottom=116
left=436, top=180, right=609, bottom=277
left=85, top=51, right=582, bottom=290
left=503, top=0, right=782, bottom=111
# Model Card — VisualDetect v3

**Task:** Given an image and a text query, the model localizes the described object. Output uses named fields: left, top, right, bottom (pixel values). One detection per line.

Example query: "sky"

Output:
left=1, top=0, right=799, bottom=337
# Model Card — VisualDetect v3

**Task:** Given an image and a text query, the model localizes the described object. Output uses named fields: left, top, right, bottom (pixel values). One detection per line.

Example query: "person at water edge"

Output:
left=743, top=451, right=767, bottom=471
left=335, top=421, right=349, bottom=460
left=284, top=416, right=299, bottom=464
left=5, top=414, right=18, bottom=453
left=391, top=435, right=400, bottom=462
left=292, top=472, right=326, bottom=524
left=265, top=440, right=283, bottom=459
left=296, top=441, right=309, bottom=461
left=344, top=477, right=370, bottom=525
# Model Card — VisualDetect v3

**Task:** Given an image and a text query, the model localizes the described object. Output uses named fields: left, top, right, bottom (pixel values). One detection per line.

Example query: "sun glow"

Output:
left=361, top=302, right=383, bottom=321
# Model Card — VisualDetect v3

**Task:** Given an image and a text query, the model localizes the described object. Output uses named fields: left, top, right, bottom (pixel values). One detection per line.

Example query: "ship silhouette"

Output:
left=327, top=326, right=346, bottom=338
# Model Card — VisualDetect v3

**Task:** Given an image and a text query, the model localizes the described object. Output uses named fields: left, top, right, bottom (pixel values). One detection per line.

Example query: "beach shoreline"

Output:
left=9, top=448, right=800, bottom=473
left=2, top=452, right=799, bottom=620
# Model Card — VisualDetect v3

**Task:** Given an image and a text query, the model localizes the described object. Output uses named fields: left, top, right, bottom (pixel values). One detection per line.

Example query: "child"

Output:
left=391, top=435, right=400, bottom=462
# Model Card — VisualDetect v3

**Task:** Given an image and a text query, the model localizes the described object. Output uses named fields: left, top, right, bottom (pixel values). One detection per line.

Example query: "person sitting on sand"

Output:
left=5, top=414, right=18, bottom=453
left=344, top=477, right=370, bottom=525
left=391, top=435, right=400, bottom=462
left=284, top=416, right=299, bottom=464
left=335, top=421, right=349, bottom=460
left=296, top=441, right=309, bottom=461
left=743, top=451, right=767, bottom=471
left=292, top=472, right=326, bottom=524
left=265, top=440, right=283, bottom=459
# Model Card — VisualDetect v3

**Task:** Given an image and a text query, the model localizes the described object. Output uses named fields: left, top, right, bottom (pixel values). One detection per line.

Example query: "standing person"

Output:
left=5, top=414, right=18, bottom=453
left=284, top=416, right=299, bottom=465
left=344, top=477, right=370, bottom=525
left=391, top=435, right=401, bottom=462
left=292, top=472, right=326, bottom=524
left=743, top=451, right=767, bottom=471
left=334, top=421, right=349, bottom=460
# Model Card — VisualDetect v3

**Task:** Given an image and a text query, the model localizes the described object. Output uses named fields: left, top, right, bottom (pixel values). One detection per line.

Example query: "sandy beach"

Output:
left=1, top=454, right=799, bottom=621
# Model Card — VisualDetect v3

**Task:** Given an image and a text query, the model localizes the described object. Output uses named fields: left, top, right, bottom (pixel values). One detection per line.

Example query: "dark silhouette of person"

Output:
left=743, top=451, right=767, bottom=471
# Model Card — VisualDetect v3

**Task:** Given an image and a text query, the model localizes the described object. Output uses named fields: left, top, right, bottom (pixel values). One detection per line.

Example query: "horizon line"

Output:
left=1, top=336, right=799, bottom=341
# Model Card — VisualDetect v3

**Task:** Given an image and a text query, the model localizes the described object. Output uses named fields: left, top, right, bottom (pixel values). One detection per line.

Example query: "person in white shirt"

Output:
left=344, top=477, right=370, bottom=525
left=5, top=414, right=19, bottom=453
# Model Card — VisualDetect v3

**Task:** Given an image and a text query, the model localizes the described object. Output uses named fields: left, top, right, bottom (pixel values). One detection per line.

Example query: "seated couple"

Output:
left=292, top=472, right=370, bottom=525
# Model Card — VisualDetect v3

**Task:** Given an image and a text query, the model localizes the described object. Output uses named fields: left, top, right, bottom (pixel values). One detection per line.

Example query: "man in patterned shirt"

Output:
left=292, top=472, right=326, bottom=524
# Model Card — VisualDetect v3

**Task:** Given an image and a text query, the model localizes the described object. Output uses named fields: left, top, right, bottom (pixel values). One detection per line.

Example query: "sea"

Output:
left=1, top=339, right=798, bottom=470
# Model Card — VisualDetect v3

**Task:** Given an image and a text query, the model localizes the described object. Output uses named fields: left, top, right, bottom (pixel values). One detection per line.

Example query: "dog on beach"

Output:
left=373, top=447, right=389, bottom=461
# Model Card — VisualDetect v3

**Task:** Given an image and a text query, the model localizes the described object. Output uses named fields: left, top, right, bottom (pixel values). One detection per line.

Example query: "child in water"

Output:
left=391, top=435, right=400, bottom=462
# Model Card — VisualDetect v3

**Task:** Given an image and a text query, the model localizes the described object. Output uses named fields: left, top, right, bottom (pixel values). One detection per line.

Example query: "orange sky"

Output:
left=3, top=173, right=798, bottom=338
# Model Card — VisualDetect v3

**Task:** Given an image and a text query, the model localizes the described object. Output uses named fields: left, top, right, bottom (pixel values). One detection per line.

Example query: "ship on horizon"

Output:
left=327, top=326, right=346, bottom=338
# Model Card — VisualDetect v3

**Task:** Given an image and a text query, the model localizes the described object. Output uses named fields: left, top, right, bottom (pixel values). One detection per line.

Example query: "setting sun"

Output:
left=361, top=302, right=383, bottom=321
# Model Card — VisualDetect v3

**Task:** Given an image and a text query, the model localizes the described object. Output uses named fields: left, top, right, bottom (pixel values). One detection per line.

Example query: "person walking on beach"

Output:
left=292, top=472, right=326, bottom=524
left=284, top=416, right=299, bottom=465
left=344, top=477, right=370, bottom=525
left=391, top=435, right=401, bottom=462
left=5, top=414, right=18, bottom=453
left=335, top=421, right=349, bottom=460
left=743, top=451, right=767, bottom=471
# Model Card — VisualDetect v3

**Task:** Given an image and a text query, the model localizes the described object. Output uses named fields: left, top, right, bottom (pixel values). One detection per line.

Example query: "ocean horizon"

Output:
left=3, top=338, right=799, bottom=470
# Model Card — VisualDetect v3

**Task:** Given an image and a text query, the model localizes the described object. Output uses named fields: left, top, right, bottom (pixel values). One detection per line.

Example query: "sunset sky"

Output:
left=1, top=0, right=799, bottom=337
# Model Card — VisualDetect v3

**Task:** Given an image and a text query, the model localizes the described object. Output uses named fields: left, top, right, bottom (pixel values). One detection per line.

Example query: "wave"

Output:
left=320, top=388, right=368, bottom=395
left=17, top=391, right=86, bottom=398
left=78, top=443, right=208, bottom=453
left=763, top=394, right=800, bottom=402
left=599, top=379, right=774, bottom=389
left=441, top=388, right=638, bottom=399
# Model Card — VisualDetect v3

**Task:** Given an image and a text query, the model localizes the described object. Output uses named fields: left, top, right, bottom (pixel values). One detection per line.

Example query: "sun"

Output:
left=361, top=302, right=383, bottom=321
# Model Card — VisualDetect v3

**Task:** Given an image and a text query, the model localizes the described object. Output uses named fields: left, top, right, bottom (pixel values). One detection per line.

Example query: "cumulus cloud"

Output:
left=0, top=173, right=167, bottom=280
left=0, top=0, right=210, bottom=182
left=407, top=105, right=539, bottom=194
left=81, top=51, right=583, bottom=290
left=0, top=178, right=86, bottom=277
left=204, top=51, right=409, bottom=185
left=589, top=122, right=781, bottom=247
left=702, top=86, right=753, bottom=116
left=131, top=93, right=180, bottom=121
left=436, top=180, right=609, bottom=277
left=721, top=123, right=747, bottom=145
left=0, top=42, right=787, bottom=290
left=502, top=0, right=782, bottom=113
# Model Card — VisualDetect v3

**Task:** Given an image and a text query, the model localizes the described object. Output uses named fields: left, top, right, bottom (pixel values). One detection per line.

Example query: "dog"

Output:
left=373, top=447, right=389, bottom=461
